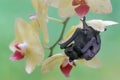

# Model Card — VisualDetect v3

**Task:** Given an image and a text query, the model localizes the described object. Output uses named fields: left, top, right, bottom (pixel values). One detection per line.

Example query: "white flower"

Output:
left=9, top=18, right=44, bottom=74
left=30, top=0, right=49, bottom=44
left=45, top=0, right=112, bottom=18
left=41, top=53, right=101, bottom=77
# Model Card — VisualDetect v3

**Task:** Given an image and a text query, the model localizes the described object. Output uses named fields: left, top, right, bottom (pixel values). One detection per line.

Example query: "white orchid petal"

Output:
left=87, top=20, right=118, bottom=32
left=9, top=40, right=17, bottom=52
left=45, top=0, right=60, bottom=7
left=25, top=60, right=35, bottom=74
left=102, top=21, right=118, bottom=26
left=76, top=56, right=101, bottom=68
left=85, top=0, right=112, bottom=14
left=32, top=0, right=49, bottom=44
left=41, top=53, right=66, bottom=73
left=59, top=0, right=75, bottom=18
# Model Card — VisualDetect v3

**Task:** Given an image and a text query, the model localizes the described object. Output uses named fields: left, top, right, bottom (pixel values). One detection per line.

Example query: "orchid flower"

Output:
left=41, top=53, right=101, bottom=77
left=29, top=0, right=49, bottom=44
left=9, top=18, right=44, bottom=74
left=45, top=0, right=112, bottom=18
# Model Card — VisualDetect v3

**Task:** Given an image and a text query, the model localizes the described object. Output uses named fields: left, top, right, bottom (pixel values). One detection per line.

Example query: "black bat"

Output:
left=60, top=17, right=101, bottom=62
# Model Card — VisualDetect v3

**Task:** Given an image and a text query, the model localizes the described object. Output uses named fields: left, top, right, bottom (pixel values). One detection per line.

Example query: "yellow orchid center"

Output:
left=74, top=0, right=86, bottom=5
left=15, top=42, right=28, bottom=53
left=10, top=42, right=28, bottom=61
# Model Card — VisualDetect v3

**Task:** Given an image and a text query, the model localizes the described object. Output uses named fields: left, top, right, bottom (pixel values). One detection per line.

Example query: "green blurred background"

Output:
left=0, top=0, right=120, bottom=80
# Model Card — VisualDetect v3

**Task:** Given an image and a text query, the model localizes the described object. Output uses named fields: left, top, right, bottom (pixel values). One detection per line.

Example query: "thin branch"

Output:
left=47, top=16, right=63, bottom=23
left=48, top=18, right=70, bottom=57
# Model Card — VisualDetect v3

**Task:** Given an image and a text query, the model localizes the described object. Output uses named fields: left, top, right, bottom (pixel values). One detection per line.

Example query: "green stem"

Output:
left=47, top=16, right=63, bottom=23
left=48, top=18, right=70, bottom=57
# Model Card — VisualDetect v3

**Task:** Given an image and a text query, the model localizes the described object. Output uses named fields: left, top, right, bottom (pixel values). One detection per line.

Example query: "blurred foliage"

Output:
left=0, top=0, right=120, bottom=80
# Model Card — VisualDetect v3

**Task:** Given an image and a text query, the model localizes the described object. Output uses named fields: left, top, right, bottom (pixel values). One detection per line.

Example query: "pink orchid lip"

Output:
left=75, top=4, right=89, bottom=18
left=72, top=0, right=89, bottom=18
left=10, top=50, right=24, bottom=61
left=60, top=61, right=76, bottom=77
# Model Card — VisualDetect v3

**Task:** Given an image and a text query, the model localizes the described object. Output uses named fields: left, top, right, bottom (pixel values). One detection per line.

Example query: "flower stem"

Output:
left=47, top=16, right=63, bottom=23
left=48, top=18, right=70, bottom=57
